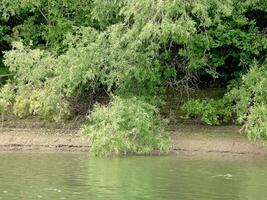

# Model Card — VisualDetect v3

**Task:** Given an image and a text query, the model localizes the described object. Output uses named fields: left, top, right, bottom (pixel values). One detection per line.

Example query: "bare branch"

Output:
left=0, top=74, right=14, bottom=78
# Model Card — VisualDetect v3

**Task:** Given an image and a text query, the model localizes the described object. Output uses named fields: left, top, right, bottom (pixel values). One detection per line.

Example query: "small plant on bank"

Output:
left=80, top=96, right=170, bottom=156
left=182, top=98, right=233, bottom=125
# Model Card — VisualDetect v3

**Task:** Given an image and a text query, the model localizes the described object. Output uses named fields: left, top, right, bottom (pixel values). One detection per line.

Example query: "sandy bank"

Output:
left=1, top=120, right=267, bottom=159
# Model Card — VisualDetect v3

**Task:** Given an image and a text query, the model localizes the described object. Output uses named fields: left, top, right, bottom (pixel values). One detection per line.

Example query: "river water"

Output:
left=0, top=153, right=266, bottom=200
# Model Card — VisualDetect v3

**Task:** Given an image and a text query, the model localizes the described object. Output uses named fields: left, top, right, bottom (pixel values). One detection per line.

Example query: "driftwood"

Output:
left=0, top=74, right=14, bottom=78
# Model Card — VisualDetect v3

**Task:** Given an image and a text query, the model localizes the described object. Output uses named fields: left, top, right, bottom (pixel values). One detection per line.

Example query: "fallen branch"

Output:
left=0, top=74, right=14, bottom=78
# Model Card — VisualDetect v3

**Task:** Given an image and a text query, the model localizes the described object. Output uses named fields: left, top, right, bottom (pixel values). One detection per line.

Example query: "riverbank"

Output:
left=1, top=119, right=267, bottom=159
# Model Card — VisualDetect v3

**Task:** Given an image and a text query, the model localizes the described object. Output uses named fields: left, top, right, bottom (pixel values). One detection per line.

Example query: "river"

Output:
left=0, top=153, right=266, bottom=200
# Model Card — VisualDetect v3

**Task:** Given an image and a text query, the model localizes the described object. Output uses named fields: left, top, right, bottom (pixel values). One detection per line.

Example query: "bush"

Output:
left=0, top=100, right=5, bottom=114
left=14, top=88, right=71, bottom=121
left=182, top=98, right=233, bottom=125
left=229, top=64, right=267, bottom=140
left=245, top=104, right=267, bottom=141
left=0, top=83, right=16, bottom=114
left=80, top=96, right=170, bottom=156
left=13, top=94, right=31, bottom=118
left=182, top=63, right=267, bottom=142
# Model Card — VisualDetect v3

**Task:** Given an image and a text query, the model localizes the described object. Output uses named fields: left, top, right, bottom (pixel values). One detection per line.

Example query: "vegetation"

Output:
left=183, top=63, right=267, bottom=141
left=81, top=96, right=170, bottom=156
left=0, top=0, right=266, bottom=155
left=182, top=98, right=233, bottom=125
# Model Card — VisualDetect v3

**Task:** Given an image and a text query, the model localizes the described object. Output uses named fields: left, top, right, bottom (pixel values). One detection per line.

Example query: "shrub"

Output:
left=0, top=83, right=16, bottom=113
left=15, top=88, right=71, bottom=121
left=13, top=94, right=31, bottom=118
left=36, top=88, right=71, bottom=122
left=182, top=98, right=233, bottom=125
left=229, top=64, right=267, bottom=140
left=80, top=96, right=170, bottom=156
left=182, top=63, right=267, bottom=142
left=0, top=100, right=5, bottom=114
left=245, top=104, right=267, bottom=141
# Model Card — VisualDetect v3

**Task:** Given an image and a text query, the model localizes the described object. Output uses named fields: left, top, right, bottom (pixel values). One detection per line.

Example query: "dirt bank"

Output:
left=0, top=119, right=86, bottom=152
left=1, top=119, right=267, bottom=159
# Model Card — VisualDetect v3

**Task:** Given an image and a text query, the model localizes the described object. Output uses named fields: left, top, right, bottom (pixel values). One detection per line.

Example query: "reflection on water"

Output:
left=0, top=153, right=267, bottom=200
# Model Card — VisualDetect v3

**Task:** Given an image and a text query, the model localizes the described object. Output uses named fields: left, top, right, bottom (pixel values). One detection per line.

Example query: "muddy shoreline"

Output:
left=1, top=119, right=267, bottom=159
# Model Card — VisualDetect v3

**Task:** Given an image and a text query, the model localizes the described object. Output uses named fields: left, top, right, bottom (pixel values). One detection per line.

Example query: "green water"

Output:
left=0, top=153, right=267, bottom=200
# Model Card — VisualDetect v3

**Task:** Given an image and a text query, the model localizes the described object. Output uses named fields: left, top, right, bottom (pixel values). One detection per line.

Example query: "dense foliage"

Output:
left=81, top=96, right=170, bottom=156
left=229, top=63, right=267, bottom=140
left=183, top=62, right=267, bottom=140
left=0, top=0, right=267, bottom=154
left=182, top=98, right=233, bottom=125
